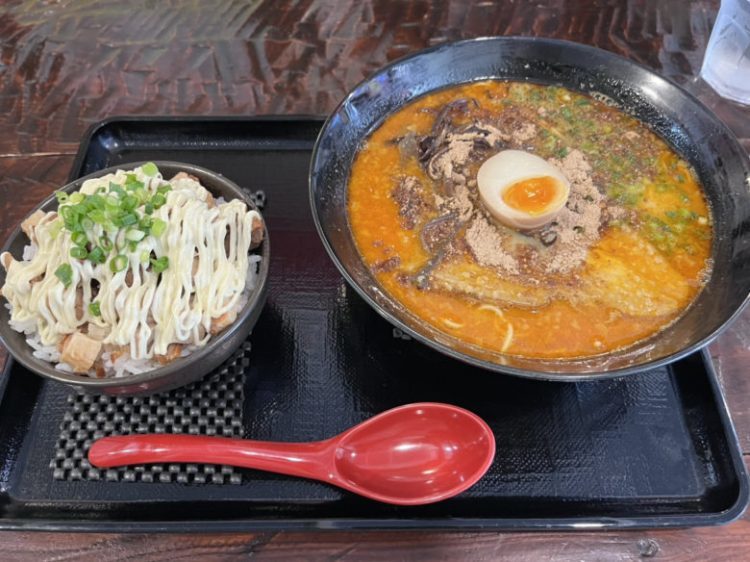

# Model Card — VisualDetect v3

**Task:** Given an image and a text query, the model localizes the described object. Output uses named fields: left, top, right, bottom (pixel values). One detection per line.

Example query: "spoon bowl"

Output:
left=89, top=402, right=495, bottom=505
left=334, top=403, right=495, bottom=504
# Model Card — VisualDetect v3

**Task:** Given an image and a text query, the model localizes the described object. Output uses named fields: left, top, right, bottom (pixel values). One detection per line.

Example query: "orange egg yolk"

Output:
left=501, top=176, right=560, bottom=215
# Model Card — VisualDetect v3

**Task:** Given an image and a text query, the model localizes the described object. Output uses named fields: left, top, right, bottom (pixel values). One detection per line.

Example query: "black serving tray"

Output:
left=0, top=117, right=746, bottom=531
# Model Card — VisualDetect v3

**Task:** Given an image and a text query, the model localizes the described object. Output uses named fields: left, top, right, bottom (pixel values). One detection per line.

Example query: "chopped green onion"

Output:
left=100, top=235, right=113, bottom=252
left=150, top=218, right=166, bottom=237
left=69, top=192, right=85, bottom=205
left=120, top=213, right=138, bottom=226
left=70, top=246, right=88, bottom=260
left=135, top=188, right=149, bottom=204
left=110, top=254, right=128, bottom=273
left=125, top=229, right=146, bottom=242
left=59, top=206, right=74, bottom=221
left=71, top=231, right=88, bottom=246
left=150, top=256, right=169, bottom=273
left=141, top=162, right=159, bottom=177
left=68, top=205, right=84, bottom=223
left=55, top=175, right=177, bottom=278
left=151, top=193, right=166, bottom=209
left=88, top=246, right=106, bottom=264
left=121, top=194, right=138, bottom=211
left=85, top=194, right=105, bottom=210
left=49, top=219, right=63, bottom=239
left=109, top=183, right=125, bottom=197
left=88, top=301, right=101, bottom=316
left=105, top=224, right=119, bottom=239
left=124, top=174, right=144, bottom=190
left=89, top=209, right=106, bottom=224
left=54, top=263, right=72, bottom=287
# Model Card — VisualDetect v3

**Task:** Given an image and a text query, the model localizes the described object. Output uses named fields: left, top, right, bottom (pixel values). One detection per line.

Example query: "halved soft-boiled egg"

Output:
left=477, top=150, right=570, bottom=230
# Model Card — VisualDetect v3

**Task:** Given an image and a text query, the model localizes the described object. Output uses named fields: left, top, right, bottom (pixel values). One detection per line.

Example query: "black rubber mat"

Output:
left=50, top=341, right=250, bottom=484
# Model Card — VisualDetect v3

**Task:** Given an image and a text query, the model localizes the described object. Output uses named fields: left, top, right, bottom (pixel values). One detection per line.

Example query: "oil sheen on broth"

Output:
left=347, top=81, right=712, bottom=359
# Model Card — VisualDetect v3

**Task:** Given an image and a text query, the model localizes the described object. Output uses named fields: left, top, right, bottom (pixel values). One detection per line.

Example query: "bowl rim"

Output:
left=0, top=160, right=269, bottom=389
left=308, top=36, right=750, bottom=381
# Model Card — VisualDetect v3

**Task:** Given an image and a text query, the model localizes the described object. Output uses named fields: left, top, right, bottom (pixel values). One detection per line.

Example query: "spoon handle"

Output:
left=89, top=434, right=335, bottom=481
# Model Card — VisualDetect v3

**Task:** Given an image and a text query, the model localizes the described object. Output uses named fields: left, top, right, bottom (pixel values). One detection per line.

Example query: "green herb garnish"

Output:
left=69, top=192, right=85, bottom=205
left=71, top=231, right=88, bottom=246
left=110, top=254, right=128, bottom=273
left=54, top=263, right=73, bottom=287
left=150, top=256, right=169, bottom=273
left=121, top=194, right=138, bottom=212
left=88, top=246, right=106, bottom=264
left=119, top=213, right=138, bottom=227
left=57, top=171, right=174, bottom=273
left=70, top=246, right=88, bottom=260
left=141, top=162, right=159, bottom=177
left=88, top=301, right=101, bottom=316
left=99, top=235, right=113, bottom=252
left=151, top=193, right=166, bottom=209
left=151, top=218, right=166, bottom=237
left=138, top=216, right=153, bottom=231
left=48, top=219, right=63, bottom=239
left=125, top=229, right=146, bottom=242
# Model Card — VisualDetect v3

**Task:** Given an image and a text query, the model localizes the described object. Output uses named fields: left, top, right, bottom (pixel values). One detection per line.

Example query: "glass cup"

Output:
left=700, top=0, right=750, bottom=105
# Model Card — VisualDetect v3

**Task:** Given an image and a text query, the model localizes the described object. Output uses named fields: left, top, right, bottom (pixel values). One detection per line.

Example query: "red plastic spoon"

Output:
left=88, top=402, right=495, bottom=505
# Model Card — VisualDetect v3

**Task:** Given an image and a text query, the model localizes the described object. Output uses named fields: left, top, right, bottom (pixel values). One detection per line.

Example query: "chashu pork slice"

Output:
left=61, top=332, right=103, bottom=373
left=577, top=229, right=691, bottom=317
left=429, top=257, right=551, bottom=308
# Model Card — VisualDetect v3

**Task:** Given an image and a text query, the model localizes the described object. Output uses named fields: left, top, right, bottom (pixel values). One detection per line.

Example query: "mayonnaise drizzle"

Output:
left=3, top=166, right=260, bottom=361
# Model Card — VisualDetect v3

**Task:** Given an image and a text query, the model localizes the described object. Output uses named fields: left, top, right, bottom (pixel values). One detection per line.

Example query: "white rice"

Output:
left=27, top=331, right=61, bottom=362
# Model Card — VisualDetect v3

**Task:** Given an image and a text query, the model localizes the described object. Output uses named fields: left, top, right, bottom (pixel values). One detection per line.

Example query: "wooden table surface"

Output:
left=2, top=1, right=750, bottom=559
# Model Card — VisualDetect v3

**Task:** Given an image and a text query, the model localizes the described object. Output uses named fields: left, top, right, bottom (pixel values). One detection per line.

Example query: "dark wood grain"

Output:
left=0, top=529, right=743, bottom=562
left=0, top=0, right=732, bottom=156
left=0, top=154, right=73, bottom=239
left=2, top=0, right=750, bottom=559
left=0, top=154, right=73, bottom=376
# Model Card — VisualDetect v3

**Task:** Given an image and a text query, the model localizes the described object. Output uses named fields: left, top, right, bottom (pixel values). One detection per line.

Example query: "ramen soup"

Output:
left=347, top=81, right=713, bottom=360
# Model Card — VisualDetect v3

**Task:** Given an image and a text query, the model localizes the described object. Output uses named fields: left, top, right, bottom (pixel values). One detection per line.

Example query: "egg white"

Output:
left=477, top=150, right=570, bottom=230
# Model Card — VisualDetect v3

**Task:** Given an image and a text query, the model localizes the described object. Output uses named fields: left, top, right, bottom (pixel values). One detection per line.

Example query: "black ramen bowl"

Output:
left=309, top=37, right=750, bottom=380
left=0, top=161, right=269, bottom=395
